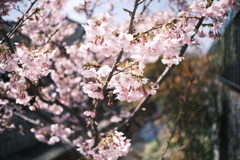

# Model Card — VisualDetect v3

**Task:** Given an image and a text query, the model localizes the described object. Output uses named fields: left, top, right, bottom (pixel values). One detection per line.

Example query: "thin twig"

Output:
left=13, top=111, right=40, bottom=125
left=160, top=80, right=193, bottom=160
left=102, top=49, right=124, bottom=94
left=0, top=95, right=54, bottom=124
left=112, top=61, right=139, bottom=76
left=0, top=18, right=32, bottom=42
left=43, top=29, right=59, bottom=45
left=25, top=78, right=86, bottom=127
left=1, top=0, right=39, bottom=43
left=140, top=0, right=153, bottom=15
left=8, top=7, right=40, bottom=39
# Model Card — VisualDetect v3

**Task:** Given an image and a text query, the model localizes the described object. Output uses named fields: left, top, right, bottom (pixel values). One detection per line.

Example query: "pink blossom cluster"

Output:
left=83, top=11, right=191, bottom=66
left=191, top=0, right=240, bottom=39
left=83, top=110, right=96, bottom=118
left=79, top=60, right=156, bottom=102
left=80, top=64, right=112, bottom=100
left=3, top=73, right=32, bottom=106
left=31, top=123, right=73, bottom=145
left=15, top=45, right=52, bottom=81
left=35, top=99, right=63, bottom=115
left=0, top=44, right=51, bottom=80
left=110, top=70, right=156, bottom=102
left=21, top=0, right=77, bottom=46
left=76, top=131, right=131, bottom=160
left=0, top=44, right=19, bottom=73
left=0, top=45, right=52, bottom=105
left=84, top=12, right=133, bottom=58
left=50, top=54, right=89, bottom=107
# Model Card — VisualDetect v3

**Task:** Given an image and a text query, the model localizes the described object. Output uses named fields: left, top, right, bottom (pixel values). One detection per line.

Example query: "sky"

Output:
left=4, top=0, right=167, bottom=23
left=64, top=0, right=169, bottom=23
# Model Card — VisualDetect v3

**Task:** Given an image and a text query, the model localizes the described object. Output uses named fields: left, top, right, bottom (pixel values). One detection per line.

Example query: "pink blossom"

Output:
left=77, top=131, right=130, bottom=160
left=35, top=134, right=47, bottom=142
left=162, top=56, right=183, bottom=66
left=29, top=106, right=36, bottom=111
left=48, top=136, right=60, bottom=145
left=119, top=74, right=135, bottom=89
left=83, top=111, right=96, bottom=118
left=197, top=31, right=206, bottom=38
left=110, top=115, right=122, bottom=123
left=127, top=90, right=144, bottom=102
left=81, top=68, right=97, bottom=78
left=16, top=93, right=32, bottom=106
left=97, top=65, right=112, bottom=77
left=120, top=110, right=131, bottom=118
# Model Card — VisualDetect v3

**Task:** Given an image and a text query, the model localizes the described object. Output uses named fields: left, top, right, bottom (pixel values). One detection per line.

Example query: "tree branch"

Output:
left=25, top=78, right=87, bottom=127
left=1, top=28, right=15, bottom=53
left=13, top=111, right=40, bottom=125
left=140, top=0, right=153, bottom=15
left=128, top=0, right=140, bottom=34
left=92, top=0, right=141, bottom=147
left=1, top=0, right=39, bottom=43
left=0, top=95, right=54, bottom=124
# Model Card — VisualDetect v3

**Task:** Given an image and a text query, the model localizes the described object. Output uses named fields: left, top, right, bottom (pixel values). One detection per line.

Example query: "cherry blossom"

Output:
left=97, top=65, right=112, bottom=77
left=83, top=110, right=96, bottom=118
left=76, top=131, right=131, bottom=160
left=110, top=115, right=122, bottom=123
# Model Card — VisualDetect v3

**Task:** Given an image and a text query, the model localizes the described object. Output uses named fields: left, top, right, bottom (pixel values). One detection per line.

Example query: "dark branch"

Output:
left=140, top=0, right=153, bottom=15
left=0, top=95, right=54, bottom=124
left=25, top=78, right=87, bottom=127
left=1, top=28, right=15, bottom=53
left=128, top=0, right=140, bottom=34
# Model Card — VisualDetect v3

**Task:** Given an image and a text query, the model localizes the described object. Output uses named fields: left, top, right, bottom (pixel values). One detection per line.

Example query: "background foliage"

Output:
left=132, top=51, right=222, bottom=160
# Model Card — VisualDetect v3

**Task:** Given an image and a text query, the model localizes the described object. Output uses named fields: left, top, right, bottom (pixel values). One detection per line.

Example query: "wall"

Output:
left=209, top=10, right=240, bottom=160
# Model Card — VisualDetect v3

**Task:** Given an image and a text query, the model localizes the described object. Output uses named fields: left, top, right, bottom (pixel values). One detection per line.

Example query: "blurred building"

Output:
left=208, top=10, right=240, bottom=160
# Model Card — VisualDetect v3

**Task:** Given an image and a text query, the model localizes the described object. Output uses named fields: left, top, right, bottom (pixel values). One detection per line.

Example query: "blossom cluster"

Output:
left=31, top=123, right=73, bottom=145
left=77, top=131, right=131, bottom=160
left=0, top=44, right=52, bottom=106
left=21, top=0, right=77, bottom=46
left=190, top=0, right=239, bottom=39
